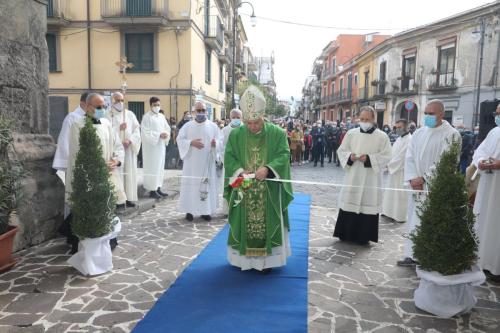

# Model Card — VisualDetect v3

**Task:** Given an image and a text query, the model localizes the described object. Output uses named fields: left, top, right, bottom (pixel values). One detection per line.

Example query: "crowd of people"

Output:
left=52, top=90, right=499, bottom=280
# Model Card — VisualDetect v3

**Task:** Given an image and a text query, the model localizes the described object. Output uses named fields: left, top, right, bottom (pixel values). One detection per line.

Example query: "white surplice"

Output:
left=337, top=128, right=392, bottom=215
left=382, top=133, right=412, bottom=222
left=106, top=109, right=141, bottom=201
left=141, top=111, right=170, bottom=192
left=473, top=127, right=500, bottom=275
left=177, top=120, right=222, bottom=216
left=52, top=106, right=86, bottom=170
left=404, top=120, right=461, bottom=259
left=65, top=117, right=126, bottom=205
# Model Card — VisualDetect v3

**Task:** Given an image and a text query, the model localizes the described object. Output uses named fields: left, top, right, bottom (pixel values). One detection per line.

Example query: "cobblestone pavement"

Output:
left=0, top=163, right=498, bottom=332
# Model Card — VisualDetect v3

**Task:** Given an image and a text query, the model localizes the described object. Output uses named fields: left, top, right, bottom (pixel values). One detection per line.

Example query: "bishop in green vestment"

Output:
left=224, top=86, right=293, bottom=271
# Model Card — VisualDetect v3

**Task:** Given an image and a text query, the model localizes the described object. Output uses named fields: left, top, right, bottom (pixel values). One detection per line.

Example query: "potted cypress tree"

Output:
left=410, top=141, right=485, bottom=318
left=0, top=117, right=25, bottom=273
left=67, top=118, right=120, bottom=276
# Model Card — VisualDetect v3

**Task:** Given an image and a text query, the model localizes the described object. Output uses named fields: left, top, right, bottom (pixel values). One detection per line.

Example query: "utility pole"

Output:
left=473, top=18, right=485, bottom=133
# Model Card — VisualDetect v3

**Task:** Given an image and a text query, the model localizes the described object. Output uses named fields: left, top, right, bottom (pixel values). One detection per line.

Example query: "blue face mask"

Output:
left=231, top=119, right=241, bottom=127
left=424, top=114, right=437, bottom=128
left=195, top=114, right=207, bottom=123
left=496, top=115, right=500, bottom=127
left=94, top=107, right=106, bottom=119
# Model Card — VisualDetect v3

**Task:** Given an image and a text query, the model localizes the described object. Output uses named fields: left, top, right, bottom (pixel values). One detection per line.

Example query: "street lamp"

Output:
left=231, top=1, right=256, bottom=109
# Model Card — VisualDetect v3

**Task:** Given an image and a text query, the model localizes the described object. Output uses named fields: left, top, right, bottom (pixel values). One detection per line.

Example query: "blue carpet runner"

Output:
left=133, top=193, right=311, bottom=333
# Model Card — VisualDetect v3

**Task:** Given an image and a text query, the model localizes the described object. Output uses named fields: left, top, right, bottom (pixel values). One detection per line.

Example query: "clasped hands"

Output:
left=350, top=153, right=368, bottom=163
left=107, top=159, right=119, bottom=171
left=478, top=158, right=500, bottom=171
left=191, top=138, right=216, bottom=150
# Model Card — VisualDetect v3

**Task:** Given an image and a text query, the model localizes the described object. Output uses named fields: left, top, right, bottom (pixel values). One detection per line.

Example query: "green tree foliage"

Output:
left=70, top=118, right=117, bottom=239
left=410, top=140, right=478, bottom=275
left=0, top=117, right=25, bottom=234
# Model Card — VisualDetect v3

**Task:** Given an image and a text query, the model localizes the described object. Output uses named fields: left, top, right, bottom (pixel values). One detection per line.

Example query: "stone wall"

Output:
left=0, top=0, right=64, bottom=251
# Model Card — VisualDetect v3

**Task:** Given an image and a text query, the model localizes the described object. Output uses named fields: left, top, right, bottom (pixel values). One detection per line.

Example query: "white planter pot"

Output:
left=414, top=265, right=486, bottom=318
left=68, top=217, right=121, bottom=276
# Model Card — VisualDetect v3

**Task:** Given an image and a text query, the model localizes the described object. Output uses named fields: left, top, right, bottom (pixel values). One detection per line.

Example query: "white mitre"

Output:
left=240, top=85, right=266, bottom=120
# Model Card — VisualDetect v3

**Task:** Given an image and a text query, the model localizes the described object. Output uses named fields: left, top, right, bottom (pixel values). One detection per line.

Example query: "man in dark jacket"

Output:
left=311, top=120, right=326, bottom=167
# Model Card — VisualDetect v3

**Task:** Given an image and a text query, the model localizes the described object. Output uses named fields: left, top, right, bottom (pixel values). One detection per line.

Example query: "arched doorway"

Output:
left=397, top=101, right=419, bottom=125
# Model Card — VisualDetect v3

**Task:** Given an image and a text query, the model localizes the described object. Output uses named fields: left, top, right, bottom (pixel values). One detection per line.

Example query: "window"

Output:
left=379, top=61, right=386, bottom=95
left=402, top=55, right=416, bottom=91
left=437, top=44, right=456, bottom=86
left=125, top=33, right=154, bottom=72
left=205, top=50, right=212, bottom=83
left=126, top=0, right=152, bottom=16
left=354, top=73, right=358, bottom=86
left=331, top=82, right=335, bottom=96
left=339, top=78, right=344, bottom=98
left=46, top=33, right=58, bottom=72
left=128, top=101, right=145, bottom=123
left=347, top=73, right=352, bottom=98
left=219, top=62, right=224, bottom=92
left=332, top=58, right=336, bottom=74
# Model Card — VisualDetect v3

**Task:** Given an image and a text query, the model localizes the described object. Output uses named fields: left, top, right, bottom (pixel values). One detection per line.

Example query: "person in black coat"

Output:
left=310, top=121, right=326, bottom=167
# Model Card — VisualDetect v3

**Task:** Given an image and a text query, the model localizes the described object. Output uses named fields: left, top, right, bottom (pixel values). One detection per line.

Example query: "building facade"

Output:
left=304, top=2, right=500, bottom=129
left=46, top=0, right=253, bottom=138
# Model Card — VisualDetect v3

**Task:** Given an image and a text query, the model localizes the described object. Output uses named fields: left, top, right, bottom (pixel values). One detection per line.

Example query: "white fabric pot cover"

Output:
left=414, top=265, right=485, bottom=318
left=68, top=217, right=121, bottom=276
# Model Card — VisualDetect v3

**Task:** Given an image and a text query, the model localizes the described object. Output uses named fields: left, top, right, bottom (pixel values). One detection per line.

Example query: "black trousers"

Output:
left=312, top=144, right=325, bottom=165
left=326, top=141, right=339, bottom=163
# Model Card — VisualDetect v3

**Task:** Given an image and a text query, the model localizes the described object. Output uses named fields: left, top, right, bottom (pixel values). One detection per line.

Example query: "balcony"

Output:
left=336, top=89, right=352, bottom=103
left=100, top=0, right=169, bottom=26
left=47, top=0, right=70, bottom=26
left=427, top=73, right=458, bottom=92
left=358, top=87, right=369, bottom=101
left=372, top=80, right=388, bottom=97
left=218, top=48, right=230, bottom=65
left=204, top=15, right=224, bottom=51
left=321, top=67, right=335, bottom=81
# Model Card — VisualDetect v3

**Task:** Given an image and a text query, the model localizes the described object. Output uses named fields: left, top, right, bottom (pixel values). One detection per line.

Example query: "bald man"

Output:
left=398, top=100, right=461, bottom=266
left=105, top=92, right=141, bottom=207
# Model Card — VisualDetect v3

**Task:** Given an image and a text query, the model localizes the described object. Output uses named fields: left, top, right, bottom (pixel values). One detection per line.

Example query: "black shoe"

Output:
left=186, top=213, right=194, bottom=221
left=157, top=187, right=169, bottom=197
left=484, top=270, right=500, bottom=283
left=260, top=268, right=272, bottom=274
left=110, top=238, right=118, bottom=251
left=149, top=191, right=162, bottom=199
left=397, top=257, right=418, bottom=267
left=70, top=238, right=79, bottom=254
left=116, top=204, right=125, bottom=210
left=126, top=200, right=136, bottom=208
left=328, top=160, right=332, bottom=163
left=201, top=215, right=212, bottom=221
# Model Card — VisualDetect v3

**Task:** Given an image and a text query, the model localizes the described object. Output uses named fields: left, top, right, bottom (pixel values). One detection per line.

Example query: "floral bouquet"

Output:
left=230, top=173, right=254, bottom=207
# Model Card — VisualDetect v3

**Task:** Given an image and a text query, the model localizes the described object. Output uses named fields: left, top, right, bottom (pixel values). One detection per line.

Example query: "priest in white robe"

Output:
left=177, top=101, right=222, bottom=221
left=105, top=92, right=141, bottom=207
left=473, top=104, right=500, bottom=281
left=52, top=92, right=89, bottom=218
left=141, top=97, right=171, bottom=199
left=382, top=119, right=412, bottom=222
left=220, top=108, right=243, bottom=213
left=335, top=106, right=392, bottom=245
left=66, top=93, right=125, bottom=252
left=398, top=100, right=461, bottom=266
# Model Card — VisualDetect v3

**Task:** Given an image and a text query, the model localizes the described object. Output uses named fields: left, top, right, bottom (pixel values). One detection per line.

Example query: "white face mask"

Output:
left=359, top=122, right=373, bottom=132
left=152, top=106, right=161, bottom=113
left=113, top=102, right=124, bottom=112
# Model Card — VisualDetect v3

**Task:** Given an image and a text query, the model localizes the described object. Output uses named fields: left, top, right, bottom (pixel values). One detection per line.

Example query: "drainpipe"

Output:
left=494, top=24, right=500, bottom=99
left=87, top=0, right=92, bottom=90
left=473, top=18, right=485, bottom=132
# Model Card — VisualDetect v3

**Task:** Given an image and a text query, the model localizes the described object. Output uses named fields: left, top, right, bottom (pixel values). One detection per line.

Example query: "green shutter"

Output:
left=125, top=33, right=154, bottom=72
left=46, top=34, right=57, bottom=72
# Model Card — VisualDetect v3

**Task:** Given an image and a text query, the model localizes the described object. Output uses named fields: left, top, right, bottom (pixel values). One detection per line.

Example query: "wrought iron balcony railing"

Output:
left=204, top=15, right=224, bottom=50
left=101, top=0, right=169, bottom=25
left=47, top=0, right=70, bottom=25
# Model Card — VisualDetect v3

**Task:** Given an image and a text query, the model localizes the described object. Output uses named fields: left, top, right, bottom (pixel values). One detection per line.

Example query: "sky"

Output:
left=240, top=0, right=496, bottom=100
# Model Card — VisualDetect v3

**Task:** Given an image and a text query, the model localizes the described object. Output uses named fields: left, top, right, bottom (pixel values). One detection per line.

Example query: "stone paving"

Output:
left=0, top=163, right=499, bottom=332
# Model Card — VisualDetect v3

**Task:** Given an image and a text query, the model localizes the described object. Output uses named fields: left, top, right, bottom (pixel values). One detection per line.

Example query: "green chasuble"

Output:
left=224, top=122, right=293, bottom=256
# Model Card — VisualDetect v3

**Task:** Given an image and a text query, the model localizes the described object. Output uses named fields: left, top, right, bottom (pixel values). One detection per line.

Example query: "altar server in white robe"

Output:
left=105, top=92, right=141, bottom=207
left=66, top=93, right=125, bottom=252
left=220, top=108, right=243, bottom=213
left=397, top=99, right=461, bottom=266
left=382, top=119, right=412, bottom=222
left=334, top=106, right=392, bottom=245
left=141, top=97, right=171, bottom=199
left=473, top=104, right=500, bottom=281
left=177, top=101, right=223, bottom=221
